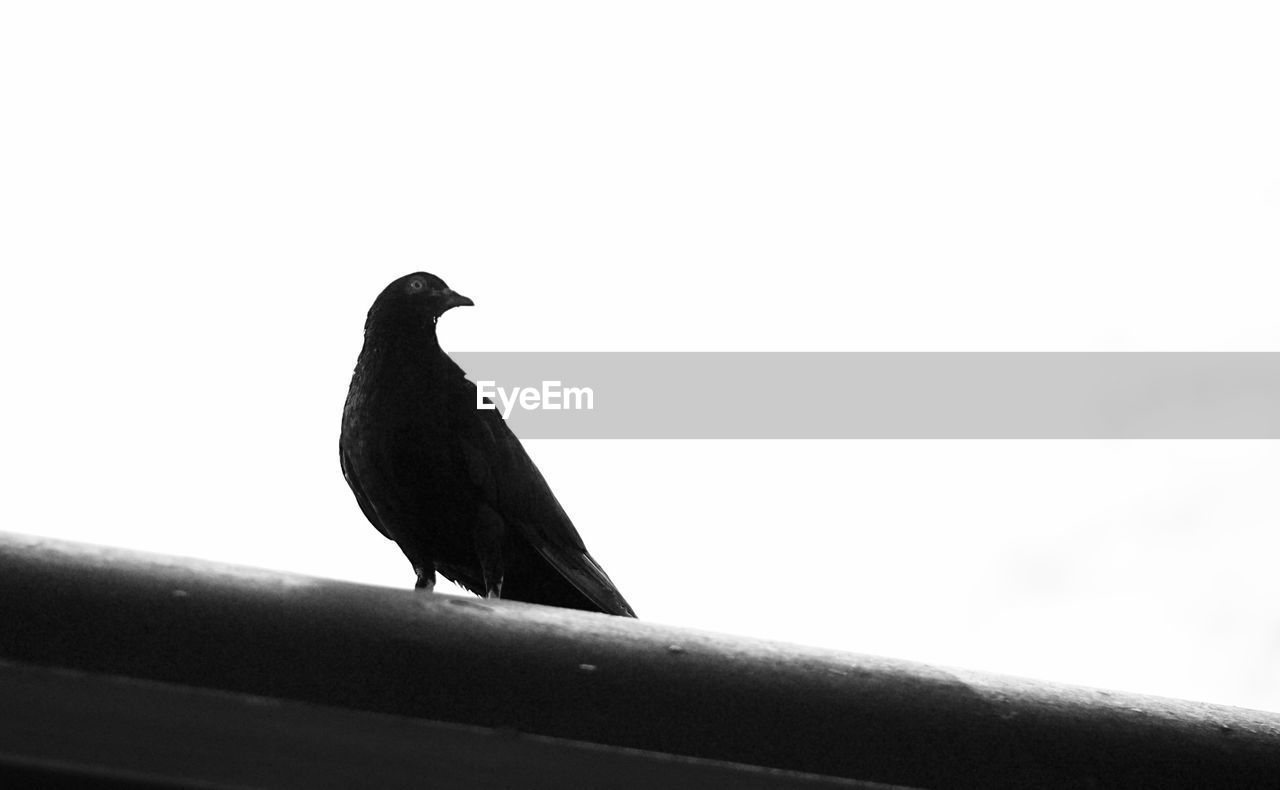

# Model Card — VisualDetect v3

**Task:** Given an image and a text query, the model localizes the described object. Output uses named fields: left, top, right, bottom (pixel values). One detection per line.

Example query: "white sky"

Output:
left=3, top=2, right=1280, bottom=711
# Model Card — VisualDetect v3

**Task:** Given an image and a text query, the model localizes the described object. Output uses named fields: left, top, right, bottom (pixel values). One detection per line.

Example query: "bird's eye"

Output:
left=409, top=280, right=425, bottom=291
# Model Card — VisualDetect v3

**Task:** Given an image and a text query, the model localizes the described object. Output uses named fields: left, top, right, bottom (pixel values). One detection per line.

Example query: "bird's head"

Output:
left=367, top=272, right=474, bottom=332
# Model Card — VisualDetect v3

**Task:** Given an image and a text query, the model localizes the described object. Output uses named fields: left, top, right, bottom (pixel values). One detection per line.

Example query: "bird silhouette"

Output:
left=340, top=272, right=635, bottom=616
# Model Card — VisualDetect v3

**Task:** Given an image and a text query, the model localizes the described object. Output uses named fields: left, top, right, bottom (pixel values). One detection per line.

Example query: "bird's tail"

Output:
left=502, top=533, right=636, bottom=617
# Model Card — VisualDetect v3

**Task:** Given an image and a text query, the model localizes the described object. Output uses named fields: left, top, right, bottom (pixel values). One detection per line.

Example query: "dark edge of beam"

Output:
left=0, top=661, right=894, bottom=790
left=2, top=531, right=1279, bottom=789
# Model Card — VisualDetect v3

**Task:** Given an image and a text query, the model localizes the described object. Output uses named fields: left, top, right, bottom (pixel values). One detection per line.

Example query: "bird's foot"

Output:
left=484, top=578, right=503, bottom=599
left=414, top=566, right=437, bottom=592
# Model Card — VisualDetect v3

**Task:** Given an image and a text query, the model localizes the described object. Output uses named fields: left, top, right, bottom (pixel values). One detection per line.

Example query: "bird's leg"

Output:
left=414, top=565, right=437, bottom=591
left=474, top=503, right=506, bottom=599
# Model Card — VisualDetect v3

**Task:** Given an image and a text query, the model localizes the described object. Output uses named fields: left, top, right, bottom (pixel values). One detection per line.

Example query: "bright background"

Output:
left=3, top=2, right=1280, bottom=711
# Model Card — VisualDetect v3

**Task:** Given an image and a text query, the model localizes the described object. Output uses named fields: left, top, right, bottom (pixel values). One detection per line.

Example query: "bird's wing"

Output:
left=340, top=443, right=393, bottom=540
left=492, top=437, right=636, bottom=617
left=453, top=380, right=635, bottom=616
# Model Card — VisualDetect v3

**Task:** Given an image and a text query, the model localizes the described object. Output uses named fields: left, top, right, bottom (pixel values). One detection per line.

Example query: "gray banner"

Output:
left=449, top=352, right=1280, bottom=439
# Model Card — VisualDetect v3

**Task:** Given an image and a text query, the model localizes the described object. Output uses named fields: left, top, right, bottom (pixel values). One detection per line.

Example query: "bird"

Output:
left=339, top=272, right=636, bottom=617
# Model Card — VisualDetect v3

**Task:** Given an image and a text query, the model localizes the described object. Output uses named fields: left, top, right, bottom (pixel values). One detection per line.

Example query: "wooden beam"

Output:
left=1, top=531, right=1278, bottom=788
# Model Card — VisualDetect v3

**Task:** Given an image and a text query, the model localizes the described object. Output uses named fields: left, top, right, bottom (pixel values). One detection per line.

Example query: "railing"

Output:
left=1, top=531, right=1277, bottom=789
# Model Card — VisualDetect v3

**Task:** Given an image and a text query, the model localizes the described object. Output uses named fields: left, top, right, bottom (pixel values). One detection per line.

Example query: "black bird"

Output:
left=340, top=273, right=636, bottom=616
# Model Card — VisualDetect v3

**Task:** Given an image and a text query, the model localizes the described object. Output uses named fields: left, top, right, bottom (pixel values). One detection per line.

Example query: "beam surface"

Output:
left=2, top=531, right=1278, bottom=788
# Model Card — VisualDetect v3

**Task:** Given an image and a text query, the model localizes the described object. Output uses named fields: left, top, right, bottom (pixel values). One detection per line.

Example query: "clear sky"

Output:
left=3, top=2, right=1279, bottom=711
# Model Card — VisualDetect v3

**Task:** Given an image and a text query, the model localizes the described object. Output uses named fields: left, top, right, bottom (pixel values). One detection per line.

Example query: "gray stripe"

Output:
left=451, top=352, right=1280, bottom=439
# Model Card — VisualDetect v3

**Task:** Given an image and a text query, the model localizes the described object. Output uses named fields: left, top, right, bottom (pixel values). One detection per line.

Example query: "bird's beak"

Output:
left=439, top=289, right=475, bottom=311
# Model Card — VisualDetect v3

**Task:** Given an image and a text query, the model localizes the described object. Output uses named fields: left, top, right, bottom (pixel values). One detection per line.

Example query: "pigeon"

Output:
left=340, top=272, right=636, bottom=616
